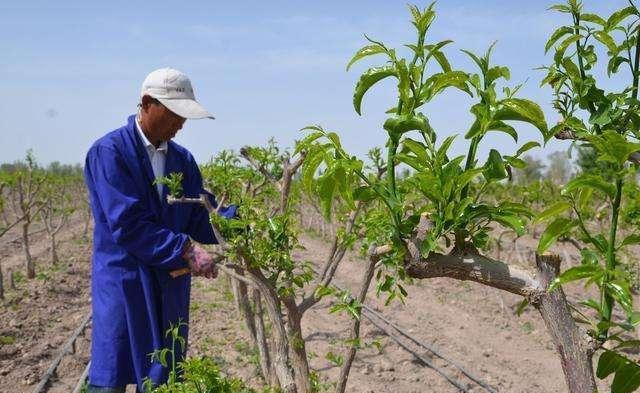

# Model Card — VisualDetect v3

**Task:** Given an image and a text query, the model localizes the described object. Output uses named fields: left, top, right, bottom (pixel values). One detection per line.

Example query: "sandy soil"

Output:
left=0, top=220, right=91, bottom=393
left=0, top=220, right=628, bottom=393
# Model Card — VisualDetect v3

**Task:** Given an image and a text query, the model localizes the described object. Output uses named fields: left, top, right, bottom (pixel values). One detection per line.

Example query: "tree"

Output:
left=302, top=2, right=640, bottom=391
left=5, top=151, right=46, bottom=279
left=164, top=142, right=374, bottom=393
left=545, top=150, right=573, bottom=184
left=513, top=154, right=546, bottom=184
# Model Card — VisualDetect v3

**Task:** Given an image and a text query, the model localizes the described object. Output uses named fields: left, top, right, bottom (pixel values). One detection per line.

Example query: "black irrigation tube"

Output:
left=32, top=311, right=92, bottom=393
left=313, top=263, right=498, bottom=393
left=360, top=308, right=471, bottom=392
left=360, top=303, right=499, bottom=393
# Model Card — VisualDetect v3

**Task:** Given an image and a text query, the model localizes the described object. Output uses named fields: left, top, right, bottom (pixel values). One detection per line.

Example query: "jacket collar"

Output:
left=124, top=115, right=162, bottom=210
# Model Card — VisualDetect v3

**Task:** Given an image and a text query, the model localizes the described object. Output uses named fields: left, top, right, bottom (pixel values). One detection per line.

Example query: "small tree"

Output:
left=513, top=154, right=546, bottom=184
left=39, top=173, right=77, bottom=264
left=5, top=151, right=46, bottom=279
left=165, top=142, right=374, bottom=393
left=546, top=150, right=574, bottom=184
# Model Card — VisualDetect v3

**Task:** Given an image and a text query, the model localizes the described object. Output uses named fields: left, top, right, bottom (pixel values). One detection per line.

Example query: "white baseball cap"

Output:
left=140, top=67, right=214, bottom=119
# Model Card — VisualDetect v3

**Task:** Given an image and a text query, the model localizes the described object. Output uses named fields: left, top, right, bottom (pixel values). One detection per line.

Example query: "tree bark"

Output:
left=252, top=289, right=278, bottom=386
left=50, top=233, right=59, bottom=265
left=232, top=276, right=257, bottom=341
left=23, top=221, right=34, bottom=279
left=283, top=297, right=311, bottom=393
left=0, top=261, right=4, bottom=300
left=404, top=247, right=541, bottom=297
left=9, top=268, right=15, bottom=290
left=402, top=244, right=597, bottom=393
left=243, top=266, right=297, bottom=393
left=533, top=254, right=597, bottom=393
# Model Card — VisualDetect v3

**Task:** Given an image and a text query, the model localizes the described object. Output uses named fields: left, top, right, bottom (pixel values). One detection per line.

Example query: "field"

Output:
left=0, top=207, right=625, bottom=393
left=3, top=1, right=640, bottom=393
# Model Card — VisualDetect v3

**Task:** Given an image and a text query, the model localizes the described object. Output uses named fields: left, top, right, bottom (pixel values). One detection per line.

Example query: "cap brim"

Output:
left=157, top=98, right=215, bottom=120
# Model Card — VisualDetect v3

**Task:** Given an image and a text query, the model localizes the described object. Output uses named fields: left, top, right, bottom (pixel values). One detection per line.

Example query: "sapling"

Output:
left=302, top=2, right=616, bottom=392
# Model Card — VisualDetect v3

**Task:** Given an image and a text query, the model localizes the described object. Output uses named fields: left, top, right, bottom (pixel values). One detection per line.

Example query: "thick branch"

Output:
left=404, top=249, right=542, bottom=297
left=279, top=151, right=307, bottom=214
left=240, top=147, right=281, bottom=182
left=533, top=255, right=596, bottom=392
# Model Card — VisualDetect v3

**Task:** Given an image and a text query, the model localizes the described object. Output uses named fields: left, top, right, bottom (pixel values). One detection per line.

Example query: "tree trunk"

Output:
left=232, top=276, right=257, bottom=341
left=0, top=261, right=4, bottom=300
left=50, top=234, right=59, bottom=265
left=283, top=298, right=311, bottom=393
left=9, top=268, right=15, bottom=290
left=23, top=221, right=34, bottom=279
left=534, top=254, right=597, bottom=393
left=252, top=289, right=278, bottom=386
left=245, top=267, right=297, bottom=393
left=335, top=256, right=377, bottom=393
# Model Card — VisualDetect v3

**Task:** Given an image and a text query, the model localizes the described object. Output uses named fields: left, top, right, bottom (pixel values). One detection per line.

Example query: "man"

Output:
left=84, top=68, right=232, bottom=392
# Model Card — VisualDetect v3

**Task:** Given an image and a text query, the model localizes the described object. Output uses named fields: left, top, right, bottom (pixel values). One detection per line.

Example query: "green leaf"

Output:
left=597, top=350, right=640, bottom=393
left=383, top=113, right=433, bottom=137
left=492, top=213, right=526, bottom=236
left=353, top=66, right=397, bottom=115
left=606, top=281, right=633, bottom=313
left=535, top=201, right=572, bottom=223
left=563, top=174, right=616, bottom=200
left=580, top=298, right=602, bottom=315
left=581, top=13, right=607, bottom=26
left=461, top=49, right=486, bottom=73
left=424, top=40, right=454, bottom=72
left=421, top=71, right=471, bottom=101
left=620, top=234, right=640, bottom=248
left=486, top=66, right=511, bottom=84
left=593, top=31, right=618, bottom=54
left=482, top=149, right=508, bottom=181
left=548, top=264, right=604, bottom=292
left=494, top=98, right=549, bottom=138
left=553, top=34, right=582, bottom=64
left=347, top=44, right=387, bottom=71
left=486, top=120, right=518, bottom=142
left=608, top=56, right=629, bottom=76
left=587, top=130, right=640, bottom=166
left=548, top=4, right=571, bottom=13
left=317, top=173, right=336, bottom=218
left=515, top=141, right=540, bottom=157
left=353, top=185, right=377, bottom=202
left=402, top=138, right=429, bottom=163
left=630, top=312, right=640, bottom=327
left=607, top=6, right=638, bottom=31
left=545, top=26, right=574, bottom=53
left=504, top=156, right=526, bottom=169
left=515, top=298, right=529, bottom=316
left=562, top=57, right=581, bottom=82
left=538, top=217, right=577, bottom=253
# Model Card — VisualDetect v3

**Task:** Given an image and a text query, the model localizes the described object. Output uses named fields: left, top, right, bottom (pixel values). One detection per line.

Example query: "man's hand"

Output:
left=182, top=242, right=218, bottom=278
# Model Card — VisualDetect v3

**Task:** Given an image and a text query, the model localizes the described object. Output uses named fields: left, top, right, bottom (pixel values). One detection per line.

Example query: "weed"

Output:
left=0, top=335, right=15, bottom=345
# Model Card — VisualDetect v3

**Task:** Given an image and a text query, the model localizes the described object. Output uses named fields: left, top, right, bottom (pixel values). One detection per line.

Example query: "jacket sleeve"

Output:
left=86, top=145, right=189, bottom=270
left=184, top=157, right=239, bottom=245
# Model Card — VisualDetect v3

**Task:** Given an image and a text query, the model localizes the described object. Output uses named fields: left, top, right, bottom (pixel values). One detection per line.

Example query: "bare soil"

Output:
left=0, top=221, right=626, bottom=393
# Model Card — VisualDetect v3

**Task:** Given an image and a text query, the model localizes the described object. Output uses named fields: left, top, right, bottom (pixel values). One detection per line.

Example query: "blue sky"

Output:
left=0, top=0, right=631, bottom=166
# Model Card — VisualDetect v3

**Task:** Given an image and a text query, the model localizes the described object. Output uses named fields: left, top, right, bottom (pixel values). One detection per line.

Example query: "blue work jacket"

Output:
left=84, top=115, right=234, bottom=389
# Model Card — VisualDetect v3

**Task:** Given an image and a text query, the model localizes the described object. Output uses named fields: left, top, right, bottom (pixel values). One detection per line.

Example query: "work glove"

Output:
left=182, top=242, right=218, bottom=279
